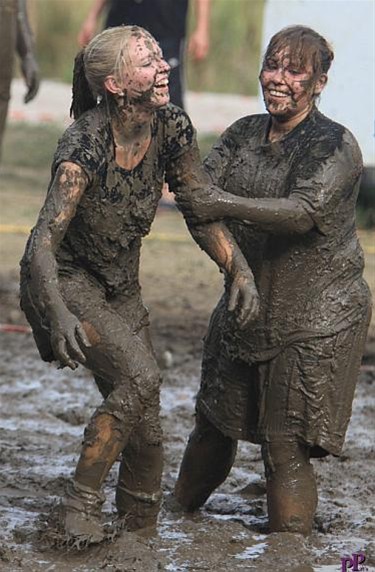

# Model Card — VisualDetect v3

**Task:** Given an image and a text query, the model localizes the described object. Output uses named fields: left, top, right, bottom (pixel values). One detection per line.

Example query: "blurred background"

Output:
left=27, top=0, right=264, bottom=94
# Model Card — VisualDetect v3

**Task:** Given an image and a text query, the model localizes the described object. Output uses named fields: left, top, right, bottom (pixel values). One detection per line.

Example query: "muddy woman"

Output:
left=174, top=26, right=372, bottom=535
left=19, top=26, right=259, bottom=546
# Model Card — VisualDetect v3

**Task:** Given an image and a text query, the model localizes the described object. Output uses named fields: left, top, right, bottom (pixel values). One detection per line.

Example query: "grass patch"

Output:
left=1, top=122, right=62, bottom=170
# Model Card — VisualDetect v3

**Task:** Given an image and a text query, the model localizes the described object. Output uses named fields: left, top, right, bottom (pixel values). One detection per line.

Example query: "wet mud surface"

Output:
left=0, top=264, right=374, bottom=571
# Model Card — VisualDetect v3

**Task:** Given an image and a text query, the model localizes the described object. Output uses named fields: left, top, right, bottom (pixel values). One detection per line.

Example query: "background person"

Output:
left=77, top=0, right=211, bottom=109
left=174, top=25, right=372, bottom=536
left=0, top=0, right=40, bottom=159
left=20, top=25, right=258, bottom=547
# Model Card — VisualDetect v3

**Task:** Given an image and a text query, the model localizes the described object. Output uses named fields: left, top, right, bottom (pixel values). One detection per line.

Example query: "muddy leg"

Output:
left=57, top=277, right=162, bottom=542
left=174, top=412, right=237, bottom=511
left=62, top=407, right=137, bottom=544
left=116, top=425, right=163, bottom=530
left=262, top=441, right=317, bottom=535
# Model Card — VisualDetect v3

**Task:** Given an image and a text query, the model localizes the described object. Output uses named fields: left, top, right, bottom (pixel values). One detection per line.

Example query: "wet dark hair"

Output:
left=263, top=25, right=334, bottom=79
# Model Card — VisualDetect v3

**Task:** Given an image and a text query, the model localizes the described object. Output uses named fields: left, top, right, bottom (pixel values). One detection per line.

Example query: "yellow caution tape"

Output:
left=0, top=224, right=374, bottom=251
left=0, top=224, right=191, bottom=243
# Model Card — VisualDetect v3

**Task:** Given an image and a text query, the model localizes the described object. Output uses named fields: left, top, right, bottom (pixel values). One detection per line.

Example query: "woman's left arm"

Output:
left=167, top=142, right=259, bottom=328
left=194, top=194, right=315, bottom=234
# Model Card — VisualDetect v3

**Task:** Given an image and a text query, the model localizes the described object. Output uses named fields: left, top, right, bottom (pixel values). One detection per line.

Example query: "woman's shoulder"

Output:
left=312, top=110, right=360, bottom=146
left=155, top=104, right=195, bottom=155
left=309, top=109, right=362, bottom=163
left=59, top=106, right=107, bottom=145
left=216, top=113, right=268, bottom=147
left=54, top=106, right=108, bottom=171
left=155, top=104, right=194, bottom=134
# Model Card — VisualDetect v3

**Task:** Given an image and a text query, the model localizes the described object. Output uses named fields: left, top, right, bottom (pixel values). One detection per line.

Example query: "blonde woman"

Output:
left=20, top=25, right=258, bottom=546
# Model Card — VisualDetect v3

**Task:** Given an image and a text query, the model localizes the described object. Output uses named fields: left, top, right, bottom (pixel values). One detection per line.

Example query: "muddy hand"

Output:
left=228, top=271, right=260, bottom=329
left=50, top=309, right=91, bottom=370
left=21, top=53, right=40, bottom=103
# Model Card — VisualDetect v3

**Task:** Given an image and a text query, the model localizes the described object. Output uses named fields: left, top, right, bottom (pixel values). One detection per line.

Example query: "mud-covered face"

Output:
left=121, top=33, right=170, bottom=108
left=260, top=49, right=323, bottom=121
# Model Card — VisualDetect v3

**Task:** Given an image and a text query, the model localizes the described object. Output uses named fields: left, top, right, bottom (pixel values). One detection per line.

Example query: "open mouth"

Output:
left=154, top=79, right=169, bottom=89
left=268, top=89, right=290, bottom=98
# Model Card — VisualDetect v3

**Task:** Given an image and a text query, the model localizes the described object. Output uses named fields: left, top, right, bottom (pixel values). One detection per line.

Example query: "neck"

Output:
left=111, top=99, right=154, bottom=170
left=268, top=104, right=314, bottom=142
left=112, top=99, right=154, bottom=144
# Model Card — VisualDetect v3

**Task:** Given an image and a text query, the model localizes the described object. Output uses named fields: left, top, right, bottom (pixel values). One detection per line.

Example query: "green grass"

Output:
left=1, top=122, right=61, bottom=170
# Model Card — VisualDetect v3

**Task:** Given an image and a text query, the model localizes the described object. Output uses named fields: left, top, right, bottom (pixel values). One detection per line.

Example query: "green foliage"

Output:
left=187, top=0, right=264, bottom=95
left=32, top=0, right=264, bottom=95
left=34, top=0, right=93, bottom=83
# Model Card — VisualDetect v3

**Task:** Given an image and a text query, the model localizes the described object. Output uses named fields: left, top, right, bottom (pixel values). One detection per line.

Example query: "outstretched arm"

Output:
left=186, top=189, right=315, bottom=234
left=16, top=0, right=40, bottom=103
left=167, top=143, right=259, bottom=328
left=28, top=162, right=91, bottom=369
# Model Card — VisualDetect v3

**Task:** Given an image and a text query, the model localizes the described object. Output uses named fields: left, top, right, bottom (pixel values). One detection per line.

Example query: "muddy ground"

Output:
left=0, top=210, right=374, bottom=572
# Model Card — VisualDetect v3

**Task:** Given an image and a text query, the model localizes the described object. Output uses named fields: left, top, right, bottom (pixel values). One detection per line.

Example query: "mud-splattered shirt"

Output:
left=47, top=102, right=194, bottom=294
left=204, top=108, right=370, bottom=362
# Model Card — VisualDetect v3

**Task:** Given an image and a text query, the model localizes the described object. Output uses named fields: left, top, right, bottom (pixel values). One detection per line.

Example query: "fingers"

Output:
left=237, top=288, right=260, bottom=329
left=53, top=335, right=78, bottom=370
left=51, top=322, right=90, bottom=370
left=228, top=283, right=239, bottom=313
left=228, top=279, right=260, bottom=329
left=76, top=324, right=92, bottom=348
left=24, top=75, right=40, bottom=103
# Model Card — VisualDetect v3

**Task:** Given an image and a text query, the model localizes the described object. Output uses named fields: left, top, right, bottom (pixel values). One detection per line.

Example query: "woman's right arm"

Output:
left=29, top=161, right=91, bottom=369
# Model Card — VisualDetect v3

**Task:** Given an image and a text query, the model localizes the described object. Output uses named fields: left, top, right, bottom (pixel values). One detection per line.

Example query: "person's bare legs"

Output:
left=174, top=412, right=237, bottom=511
left=262, top=441, right=317, bottom=535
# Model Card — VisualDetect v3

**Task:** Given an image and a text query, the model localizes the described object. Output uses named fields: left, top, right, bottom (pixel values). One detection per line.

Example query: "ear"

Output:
left=313, top=73, right=328, bottom=96
left=104, top=75, right=124, bottom=95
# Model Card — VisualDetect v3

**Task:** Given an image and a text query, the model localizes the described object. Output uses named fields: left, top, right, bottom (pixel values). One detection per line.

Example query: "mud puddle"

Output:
left=0, top=331, right=374, bottom=571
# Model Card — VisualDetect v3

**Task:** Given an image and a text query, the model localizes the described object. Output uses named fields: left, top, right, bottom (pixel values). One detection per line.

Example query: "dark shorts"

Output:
left=196, top=306, right=371, bottom=457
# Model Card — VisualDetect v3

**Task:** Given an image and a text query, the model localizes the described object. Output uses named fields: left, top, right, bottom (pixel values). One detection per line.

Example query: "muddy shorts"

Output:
left=196, top=309, right=370, bottom=457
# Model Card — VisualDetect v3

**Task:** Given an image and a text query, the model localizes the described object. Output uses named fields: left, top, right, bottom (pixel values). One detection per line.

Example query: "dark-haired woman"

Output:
left=20, top=25, right=259, bottom=545
left=174, top=25, right=372, bottom=535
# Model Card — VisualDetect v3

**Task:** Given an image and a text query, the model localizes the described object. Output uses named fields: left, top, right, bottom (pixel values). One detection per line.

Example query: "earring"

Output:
left=118, top=91, right=124, bottom=96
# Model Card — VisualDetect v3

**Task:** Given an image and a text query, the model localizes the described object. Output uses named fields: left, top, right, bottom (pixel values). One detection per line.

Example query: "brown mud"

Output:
left=0, top=239, right=374, bottom=571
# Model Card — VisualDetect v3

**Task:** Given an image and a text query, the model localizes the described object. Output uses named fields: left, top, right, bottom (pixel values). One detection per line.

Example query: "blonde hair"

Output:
left=84, top=25, right=151, bottom=97
left=70, top=25, right=154, bottom=119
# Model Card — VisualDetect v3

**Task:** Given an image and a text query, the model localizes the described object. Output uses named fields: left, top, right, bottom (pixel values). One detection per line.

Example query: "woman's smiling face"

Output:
left=120, top=32, right=171, bottom=108
left=260, top=49, right=325, bottom=121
